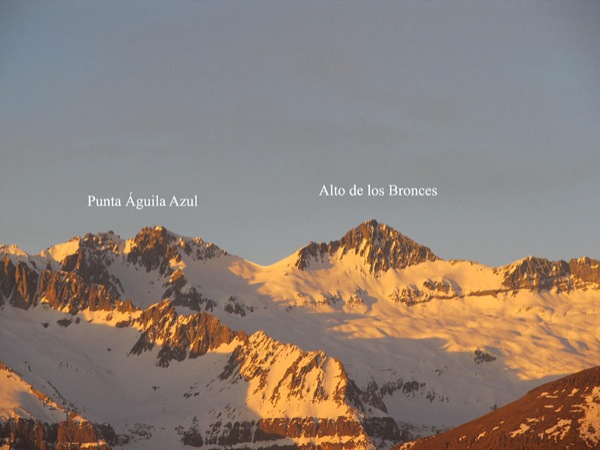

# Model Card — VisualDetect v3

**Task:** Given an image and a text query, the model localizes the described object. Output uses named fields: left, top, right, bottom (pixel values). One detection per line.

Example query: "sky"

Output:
left=1, top=1, right=600, bottom=267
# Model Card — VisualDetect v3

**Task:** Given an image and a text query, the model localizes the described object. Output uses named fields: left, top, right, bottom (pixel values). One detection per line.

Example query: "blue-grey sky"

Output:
left=1, top=1, right=599, bottom=266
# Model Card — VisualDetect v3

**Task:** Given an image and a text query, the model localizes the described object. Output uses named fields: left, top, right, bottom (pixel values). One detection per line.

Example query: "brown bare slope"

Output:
left=394, top=366, right=600, bottom=450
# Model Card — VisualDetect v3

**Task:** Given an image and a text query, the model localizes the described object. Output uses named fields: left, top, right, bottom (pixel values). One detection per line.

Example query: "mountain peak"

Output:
left=0, top=244, right=28, bottom=257
left=133, top=225, right=177, bottom=247
left=295, top=220, right=438, bottom=273
left=127, top=226, right=227, bottom=274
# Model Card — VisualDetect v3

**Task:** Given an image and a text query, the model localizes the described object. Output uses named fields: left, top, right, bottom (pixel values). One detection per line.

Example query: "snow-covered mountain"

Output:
left=1, top=220, right=599, bottom=449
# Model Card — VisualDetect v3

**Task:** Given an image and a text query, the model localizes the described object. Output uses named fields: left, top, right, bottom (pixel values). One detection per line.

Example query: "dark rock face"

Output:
left=362, top=417, right=408, bottom=444
left=295, top=220, right=437, bottom=273
left=181, top=428, right=204, bottom=447
left=0, top=418, right=52, bottom=450
left=126, top=226, right=226, bottom=275
left=394, top=365, right=600, bottom=450
left=224, top=296, right=254, bottom=316
left=39, top=270, right=134, bottom=314
left=379, top=379, right=426, bottom=398
left=129, top=299, right=244, bottom=366
left=161, top=269, right=216, bottom=312
left=253, top=417, right=364, bottom=441
left=499, top=256, right=600, bottom=292
left=57, top=420, right=101, bottom=446
left=60, top=234, right=123, bottom=299
left=0, top=256, right=39, bottom=309
left=473, top=349, right=496, bottom=364
left=57, top=318, right=73, bottom=327
left=127, top=226, right=179, bottom=274
left=500, top=256, right=571, bottom=291
left=388, top=279, right=459, bottom=306
left=0, top=253, right=135, bottom=315
left=205, top=420, right=254, bottom=446
left=0, top=418, right=116, bottom=450
left=570, top=256, right=600, bottom=287
left=180, top=417, right=397, bottom=448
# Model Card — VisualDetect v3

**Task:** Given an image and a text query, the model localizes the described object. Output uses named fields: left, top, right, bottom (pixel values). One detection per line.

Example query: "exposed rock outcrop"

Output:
left=180, top=417, right=397, bottom=449
left=127, top=226, right=179, bottom=274
left=127, top=226, right=227, bottom=275
left=39, top=269, right=135, bottom=314
left=0, top=418, right=116, bottom=450
left=388, top=279, right=459, bottom=306
left=60, top=233, right=119, bottom=290
left=0, top=255, right=135, bottom=314
left=1, top=256, right=39, bottom=309
left=129, top=299, right=244, bottom=366
left=499, top=256, right=571, bottom=291
left=161, top=269, right=216, bottom=312
left=498, top=256, right=600, bottom=293
left=569, top=256, right=600, bottom=288
left=295, top=220, right=437, bottom=273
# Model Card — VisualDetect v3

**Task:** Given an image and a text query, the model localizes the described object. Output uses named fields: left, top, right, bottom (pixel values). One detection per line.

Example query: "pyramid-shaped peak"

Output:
left=296, top=220, right=438, bottom=273
left=133, top=225, right=178, bottom=246
left=127, top=226, right=227, bottom=274
left=343, top=219, right=416, bottom=246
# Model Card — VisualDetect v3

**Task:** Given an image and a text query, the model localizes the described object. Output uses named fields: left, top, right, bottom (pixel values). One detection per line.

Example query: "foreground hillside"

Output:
left=395, top=365, right=600, bottom=450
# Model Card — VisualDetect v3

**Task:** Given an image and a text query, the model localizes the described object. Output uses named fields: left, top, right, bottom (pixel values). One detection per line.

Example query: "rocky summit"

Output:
left=295, top=219, right=437, bottom=273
